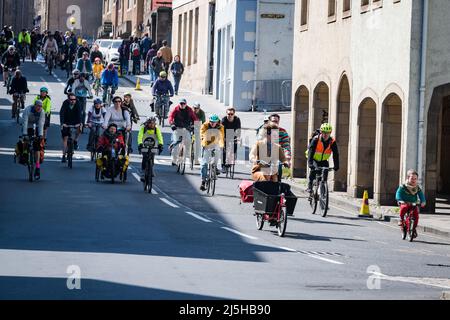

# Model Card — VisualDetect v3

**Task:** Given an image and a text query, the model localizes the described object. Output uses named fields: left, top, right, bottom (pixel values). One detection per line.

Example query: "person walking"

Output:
left=146, top=44, right=158, bottom=85
left=170, top=55, right=184, bottom=95
left=130, top=37, right=141, bottom=75
left=158, top=40, right=173, bottom=73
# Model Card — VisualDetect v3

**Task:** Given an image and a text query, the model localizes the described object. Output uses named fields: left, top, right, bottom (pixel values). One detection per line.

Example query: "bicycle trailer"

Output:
left=253, top=182, right=297, bottom=216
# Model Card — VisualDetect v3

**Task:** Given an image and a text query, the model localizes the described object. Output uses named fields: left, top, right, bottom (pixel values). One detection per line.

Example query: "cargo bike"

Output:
left=239, top=161, right=298, bottom=237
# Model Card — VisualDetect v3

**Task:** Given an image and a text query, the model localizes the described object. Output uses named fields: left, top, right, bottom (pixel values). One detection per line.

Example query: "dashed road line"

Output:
left=185, top=211, right=212, bottom=223
left=221, top=227, right=258, bottom=240
left=160, top=197, right=179, bottom=208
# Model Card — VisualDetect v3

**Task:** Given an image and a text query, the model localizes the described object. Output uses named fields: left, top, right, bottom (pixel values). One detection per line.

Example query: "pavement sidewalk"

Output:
left=123, top=73, right=450, bottom=240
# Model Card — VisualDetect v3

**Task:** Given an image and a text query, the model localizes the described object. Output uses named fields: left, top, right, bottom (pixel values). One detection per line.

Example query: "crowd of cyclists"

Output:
left=2, top=25, right=426, bottom=238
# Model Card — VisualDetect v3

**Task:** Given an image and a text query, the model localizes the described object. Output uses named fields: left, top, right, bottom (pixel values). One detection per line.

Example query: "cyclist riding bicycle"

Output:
left=306, top=123, right=339, bottom=193
left=33, top=87, right=52, bottom=143
left=168, top=98, right=198, bottom=166
left=76, top=51, right=93, bottom=80
left=86, top=98, right=106, bottom=152
left=137, top=116, right=164, bottom=180
left=1, top=45, right=20, bottom=86
left=96, top=123, right=126, bottom=176
left=101, top=63, right=119, bottom=104
left=43, top=33, right=58, bottom=67
left=221, top=107, right=241, bottom=173
left=60, top=93, right=83, bottom=161
left=21, top=100, right=46, bottom=180
left=18, top=29, right=31, bottom=61
left=8, top=69, right=28, bottom=118
left=151, top=71, right=174, bottom=113
left=72, top=72, right=93, bottom=126
left=395, top=169, right=426, bottom=239
left=93, top=57, right=104, bottom=80
left=64, top=69, right=81, bottom=95
left=250, top=122, right=289, bottom=182
left=199, top=114, right=224, bottom=191
left=103, top=96, right=132, bottom=150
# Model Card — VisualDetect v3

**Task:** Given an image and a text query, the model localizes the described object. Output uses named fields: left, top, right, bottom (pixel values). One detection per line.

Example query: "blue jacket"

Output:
left=101, top=69, right=119, bottom=87
left=76, top=58, right=93, bottom=74
left=152, top=79, right=174, bottom=96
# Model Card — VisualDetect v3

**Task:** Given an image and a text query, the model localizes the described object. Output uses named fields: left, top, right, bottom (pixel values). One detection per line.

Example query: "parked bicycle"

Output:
left=308, top=167, right=334, bottom=217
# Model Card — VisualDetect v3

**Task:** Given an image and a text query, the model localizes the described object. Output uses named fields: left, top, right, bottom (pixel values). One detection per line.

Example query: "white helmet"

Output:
left=72, top=69, right=80, bottom=75
left=193, top=102, right=201, bottom=108
left=8, top=45, right=15, bottom=51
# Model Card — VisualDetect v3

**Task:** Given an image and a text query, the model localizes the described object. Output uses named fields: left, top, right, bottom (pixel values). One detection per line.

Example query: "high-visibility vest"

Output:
left=313, top=135, right=335, bottom=162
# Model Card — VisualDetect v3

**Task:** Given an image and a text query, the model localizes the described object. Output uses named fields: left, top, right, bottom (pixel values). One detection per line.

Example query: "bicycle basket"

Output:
left=253, top=182, right=297, bottom=215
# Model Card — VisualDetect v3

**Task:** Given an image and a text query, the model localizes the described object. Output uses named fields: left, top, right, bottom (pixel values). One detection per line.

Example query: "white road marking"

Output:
left=160, top=198, right=179, bottom=208
left=132, top=172, right=141, bottom=182
left=185, top=211, right=211, bottom=223
left=220, top=227, right=258, bottom=240
left=279, top=246, right=297, bottom=252
left=307, top=254, right=344, bottom=265
left=281, top=248, right=344, bottom=265
left=369, top=271, right=450, bottom=290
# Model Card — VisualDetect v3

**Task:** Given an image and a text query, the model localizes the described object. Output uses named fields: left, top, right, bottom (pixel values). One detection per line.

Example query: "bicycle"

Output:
left=205, top=148, right=219, bottom=196
left=308, top=166, right=334, bottom=217
left=225, top=139, right=239, bottom=179
left=93, top=78, right=102, bottom=97
left=399, top=202, right=420, bottom=242
left=19, top=135, right=37, bottom=182
left=12, top=93, right=26, bottom=124
left=5, top=67, right=16, bottom=94
left=190, top=130, right=196, bottom=171
left=141, top=137, right=159, bottom=193
left=46, top=52, right=55, bottom=75
left=252, top=161, right=297, bottom=237
left=154, top=94, right=170, bottom=127
left=89, top=123, right=102, bottom=161
left=64, top=124, right=80, bottom=169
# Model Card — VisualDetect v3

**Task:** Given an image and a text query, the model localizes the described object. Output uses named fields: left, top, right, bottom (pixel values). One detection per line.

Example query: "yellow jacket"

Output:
left=93, top=64, right=104, bottom=79
left=200, top=122, right=224, bottom=148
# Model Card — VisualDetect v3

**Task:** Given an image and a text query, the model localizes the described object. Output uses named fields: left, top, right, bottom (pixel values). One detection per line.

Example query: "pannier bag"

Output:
left=239, top=180, right=254, bottom=203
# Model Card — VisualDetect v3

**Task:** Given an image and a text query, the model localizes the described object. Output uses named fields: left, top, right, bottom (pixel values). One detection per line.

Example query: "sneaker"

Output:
left=74, top=141, right=78, bottom=150
left=413, top=230, right=418, bottom=238
left=140, top=174, right=145, bottom=182
left=61, top=155, right=66, bottom=163
left=200, top=181, right=206, bottom=191
left=221, top=166, right=227, bottom=174
left=34, top=168, right=40, bottom=180
left=172, top=162, right=176, bottom=166
left=216, top=168, right=221, bottom=176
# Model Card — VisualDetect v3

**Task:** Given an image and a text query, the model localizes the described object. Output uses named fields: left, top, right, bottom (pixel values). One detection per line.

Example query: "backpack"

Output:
left=305, top=128, right=321, bottom=158
left=132, top=44, right=140, bottom=57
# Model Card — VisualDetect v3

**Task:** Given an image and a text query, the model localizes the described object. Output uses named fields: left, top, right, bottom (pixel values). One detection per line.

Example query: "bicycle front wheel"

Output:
left=277, top=208, right=287, bottom=237
left=319, top=181, right=329, bottom=217
left=208, top=165, right=216, bottom=196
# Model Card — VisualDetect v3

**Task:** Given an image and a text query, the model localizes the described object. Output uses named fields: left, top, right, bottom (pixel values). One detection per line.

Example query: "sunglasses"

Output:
left=180, top=103, right=186, bottom=105
left=69, top=98, right=77, bottom=101
left=113, top=100, right=122, bottom=103
left=227, top=113, right=234, bottom=116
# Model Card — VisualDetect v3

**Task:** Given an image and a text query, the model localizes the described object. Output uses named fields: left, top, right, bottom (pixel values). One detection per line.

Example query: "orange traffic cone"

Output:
left=358, top=190, right=373, bottom=218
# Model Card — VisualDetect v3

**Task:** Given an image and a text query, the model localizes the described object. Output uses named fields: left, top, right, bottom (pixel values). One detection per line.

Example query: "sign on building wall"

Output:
left=260, top=13, right=285, bottom=19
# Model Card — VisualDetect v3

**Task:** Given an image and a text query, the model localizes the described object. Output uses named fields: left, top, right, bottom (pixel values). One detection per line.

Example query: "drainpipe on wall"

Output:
left=417, top=0, right=429, bottom=185
left=252, top=0, right=261, bottom=111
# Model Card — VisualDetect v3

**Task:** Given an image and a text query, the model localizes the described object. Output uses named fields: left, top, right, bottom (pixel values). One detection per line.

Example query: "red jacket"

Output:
left=168, top=105, right=198, bottom=128
left=97, top=133, right=125, bottom=152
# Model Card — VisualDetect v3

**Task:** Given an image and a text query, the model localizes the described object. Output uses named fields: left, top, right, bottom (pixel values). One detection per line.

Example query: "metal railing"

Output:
left=246, top=79, right=292, bottom=111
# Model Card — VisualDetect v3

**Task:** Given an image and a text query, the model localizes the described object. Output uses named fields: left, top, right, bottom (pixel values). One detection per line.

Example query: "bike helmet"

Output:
left=94, top=57, right=101, bottom=62
left=72, top=69, right=80, bottom=75
left=159, top=71, right=167, bottom=78
left=34, top=100, right=43, bottom=107
left=124, top=92, right=132, bottom=98
left=107, top=62, right=114, bottom=70
left=94, top=98, right=102, bottom=105
left=209, top=114, right=220, bottom=123
left=8, top=45, right=15, bottom=51
left=193, top=102, right=200, bottom=108
left=40, top=87, right=49, bottom=93
left=179, top=98, right=187, bottom=104
left=320, top=123, right=333, bottom=133
left=145, top=116, right=157, bottom=124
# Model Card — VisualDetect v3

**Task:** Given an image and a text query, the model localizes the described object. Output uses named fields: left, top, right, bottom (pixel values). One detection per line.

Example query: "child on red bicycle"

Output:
left=395, top=169, right=426, bottom=237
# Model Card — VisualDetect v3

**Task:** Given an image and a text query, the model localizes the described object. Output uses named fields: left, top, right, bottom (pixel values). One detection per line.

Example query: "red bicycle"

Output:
left=399, top=202, right=419, bottom=242
left=252, top=161, right=297, bottom=237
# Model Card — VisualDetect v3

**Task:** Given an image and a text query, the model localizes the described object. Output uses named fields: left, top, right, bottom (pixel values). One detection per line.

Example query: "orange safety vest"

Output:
left=313, top=135, right=335, bottom=162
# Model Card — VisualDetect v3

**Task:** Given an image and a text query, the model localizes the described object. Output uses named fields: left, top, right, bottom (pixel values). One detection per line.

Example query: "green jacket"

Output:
left=18, top=32, right=31, bottom=45
left=395, top=184, right=426, bottom=204
left=195, top=109, right=206, bottom=123
left=34, top=95, right=51, bottom=115
left=137, top=125, right=164, bottom=146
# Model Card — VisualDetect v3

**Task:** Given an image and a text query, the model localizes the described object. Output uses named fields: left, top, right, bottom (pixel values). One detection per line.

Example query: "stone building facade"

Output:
left=102, top=0, right=145, bottom=39
left=290, top=0, right=450, bottom=213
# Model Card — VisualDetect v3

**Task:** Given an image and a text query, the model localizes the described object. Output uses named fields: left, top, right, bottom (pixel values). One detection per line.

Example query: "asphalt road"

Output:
left=0, top=61, right=449, bottom=300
